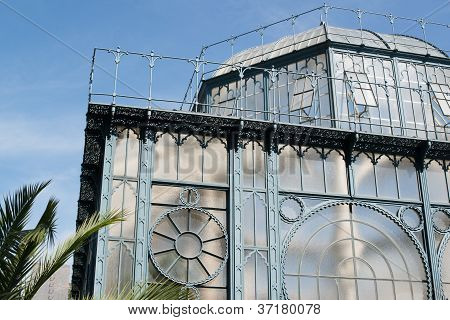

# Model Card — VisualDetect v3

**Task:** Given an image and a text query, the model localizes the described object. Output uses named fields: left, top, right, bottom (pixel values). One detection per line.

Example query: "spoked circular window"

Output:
left=282, top=201, right=430, bottom=300
left=149, top=187, right=228, bottom=286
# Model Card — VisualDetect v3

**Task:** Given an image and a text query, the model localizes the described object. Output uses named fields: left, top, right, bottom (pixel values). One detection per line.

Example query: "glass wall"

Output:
left=150, top=132, right=229, bottom=299
left=105, top=127, right=140, bottom=296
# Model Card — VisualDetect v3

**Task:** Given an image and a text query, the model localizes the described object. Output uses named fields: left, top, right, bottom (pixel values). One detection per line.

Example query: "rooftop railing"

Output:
left=87, top=4, right=449, bottom=141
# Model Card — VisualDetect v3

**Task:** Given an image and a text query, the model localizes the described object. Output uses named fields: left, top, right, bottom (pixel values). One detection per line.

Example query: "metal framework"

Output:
left=72, top=5, right=450, bottom=300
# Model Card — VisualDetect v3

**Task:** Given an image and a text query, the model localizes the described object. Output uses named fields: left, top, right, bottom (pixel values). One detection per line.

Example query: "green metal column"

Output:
left=266, top=149, right=281, bottom=298
left=230, top=146, right=244, bottom=299
left=133, top=130, right=154, bottom=285
left=419, top=169, right=444, bottom=299
left=93, top=132, right=116, bottom=298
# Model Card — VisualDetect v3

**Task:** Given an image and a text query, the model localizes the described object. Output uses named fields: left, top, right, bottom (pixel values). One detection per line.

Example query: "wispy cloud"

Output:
left=0, top=114, right=83, bottom=156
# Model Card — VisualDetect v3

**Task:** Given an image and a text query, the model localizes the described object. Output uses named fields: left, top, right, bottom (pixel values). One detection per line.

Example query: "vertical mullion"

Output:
left=326, top=48, right=337, bottom=129
left=419, top=169, right=444, bottom=299
left=231, top=146, right=244, bottom=299
left=134, top=132, right=153, bottom=286
left=93, top=132, right=117, bottom=298
left=267, top=149, right=281, bottom=299
left=392, top=58, right=406, bottom=136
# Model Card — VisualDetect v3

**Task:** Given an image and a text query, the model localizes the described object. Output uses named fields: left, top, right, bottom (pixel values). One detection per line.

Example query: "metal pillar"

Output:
left=418, top=169, right=444, bottom=299
left=133, top=130, right=154, bottom=285
left=230, top=146, right=244, bottom=299
left=266, top=150, right=282, bottom=298
left=93, top=133, right=116, bottom=298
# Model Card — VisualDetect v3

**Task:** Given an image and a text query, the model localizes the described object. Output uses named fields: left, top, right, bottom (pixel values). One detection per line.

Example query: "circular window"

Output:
left=149, top=190, right=228, bottom=286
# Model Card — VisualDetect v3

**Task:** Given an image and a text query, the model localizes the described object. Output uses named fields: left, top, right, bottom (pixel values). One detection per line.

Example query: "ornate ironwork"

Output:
left=148, top=187, right=229, bottom=286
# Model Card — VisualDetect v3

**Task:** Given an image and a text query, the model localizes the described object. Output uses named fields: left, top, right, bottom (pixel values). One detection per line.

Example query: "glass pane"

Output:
left=242, top=192, right=267, bottom=247
left=278, top=146, right=301, bottom=191
left=178, top=135, right=202, bottom=182
left=203, top=138, right=228, bottom=184
left=242, top=141, right=265, bottom=188
left=122, top=182, right=137, bottom=239
left=105, top=241, right=120, bottom=295
left=376, top=156, right=398, bottom=199
left=119, top=242, right=134, bottom=292
left=427, top=161, right=448, bottom=203
left=353, top=153, right=376, bottom=196
left=324, top=150, right=347, bottom=194
left=113, top=129, right=127, bottom=176
left=283, top=203, right=427, bottom=300
left=153, top=133, right=178, bottom=180
left=302, top=148, right=325, bottom=192
left=126, top=129, right=139, bottom=178
left=397, top=159, right=420, bottom=201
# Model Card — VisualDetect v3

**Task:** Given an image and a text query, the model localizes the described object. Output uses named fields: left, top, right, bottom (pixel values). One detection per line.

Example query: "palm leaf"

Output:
left=22, top=210, right=123, bottom=299
left=0, top=181, right=51, bottom=298
left=99, top=279, right=197, bottom=300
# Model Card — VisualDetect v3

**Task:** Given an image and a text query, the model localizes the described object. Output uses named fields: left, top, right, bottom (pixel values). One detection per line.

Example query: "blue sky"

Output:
left=0, top=0, right=448, bottom=256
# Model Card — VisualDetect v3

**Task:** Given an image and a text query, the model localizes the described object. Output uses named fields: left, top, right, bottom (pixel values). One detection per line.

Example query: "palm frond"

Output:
left=22, top=210, right=123, bottom=299
left=0, top=181, right=50, bottom=264
left=25, top=197, right=58, bottom=246
left=99, top=279, right=197, bottom=300
left=0, top=181, right=51, bottom=298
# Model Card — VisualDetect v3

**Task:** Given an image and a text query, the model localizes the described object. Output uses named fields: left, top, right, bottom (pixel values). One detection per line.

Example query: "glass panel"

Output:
left=353, top=153, right=376, bottom=197
left=283, top=203, right=427, bottom=300
left=242, top=192, right=267, bottom=247
left=242, top=141, right=265, bottom=188
left=397, top=159, right=420, bottom=201
left=113, top=128, right=139, bottom=177
left=153, top=133, right=178, bottom=180
left=178, top=135, right=202, bottom=182
left=119, top=242, right=134, bottom=292
left=126, top=129, right=139, bottom=178
left=203, top=138, right=227, bottom=184
left=324, top=150, right=347, bottom=194
left=105, top=241, right=120, bottom=295
left=243, top=250, right=269, bottom=300
left=375, top=156, right=398, bottom=199
left=426, top=161, right=448, bottom=203
left=278, top=146, right=301, bottom=191
left=302, top=147, right=325, bottom=192
left=113, top=129, right=127, bottom=177
left=109, top=180, right=137, bottom=238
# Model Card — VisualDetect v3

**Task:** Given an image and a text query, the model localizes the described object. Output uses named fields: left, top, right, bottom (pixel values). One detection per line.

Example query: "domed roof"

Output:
left=214, top=24, right=447, bottom=76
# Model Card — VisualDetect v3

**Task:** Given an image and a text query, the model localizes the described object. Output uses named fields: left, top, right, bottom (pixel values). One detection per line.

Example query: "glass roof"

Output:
left=214, top=24, right=448, bottom=76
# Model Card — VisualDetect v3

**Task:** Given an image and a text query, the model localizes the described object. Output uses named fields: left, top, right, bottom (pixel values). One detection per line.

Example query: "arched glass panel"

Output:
left=324, top=150, right=347, bottom=194
left=283, top=202, right=428, bottom=300
left=242, top=141, right=265, bottom=189
left=242, top=192, right=267, bottom=247
left=243, top=250, right=269, bottom=299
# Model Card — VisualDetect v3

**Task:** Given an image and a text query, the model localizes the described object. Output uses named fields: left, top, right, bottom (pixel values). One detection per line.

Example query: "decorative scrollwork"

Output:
left=432, top=208, right=450, bottom=234
left=398, top=206, right=424, bottom=232
left=149, top=188, right=228, bottom=286
left=279, top=195, right=305, bottom=223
